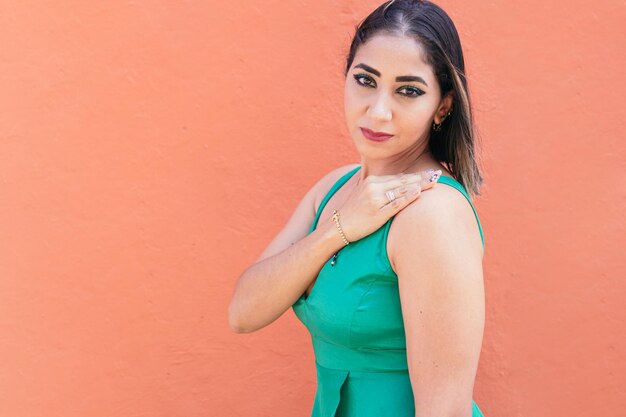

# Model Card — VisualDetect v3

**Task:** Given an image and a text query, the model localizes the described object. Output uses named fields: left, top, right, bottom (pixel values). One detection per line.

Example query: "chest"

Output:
left=293, top=228, right=407, bottom=349
left=313, top=179, right=355, bottom=231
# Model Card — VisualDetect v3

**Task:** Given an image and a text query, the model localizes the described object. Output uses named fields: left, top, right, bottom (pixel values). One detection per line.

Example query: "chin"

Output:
left=353, top=142, right=389, bottom=160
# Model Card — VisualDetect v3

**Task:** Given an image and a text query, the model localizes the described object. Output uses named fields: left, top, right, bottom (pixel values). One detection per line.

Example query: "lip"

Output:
left=360, top=127, right=394, bottom=142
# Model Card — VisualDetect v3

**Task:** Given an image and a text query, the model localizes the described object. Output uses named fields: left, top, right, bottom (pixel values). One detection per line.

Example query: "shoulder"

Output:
left=312, top=163, right=360, bottom=211
left=387, top=177, right=483, bottom=274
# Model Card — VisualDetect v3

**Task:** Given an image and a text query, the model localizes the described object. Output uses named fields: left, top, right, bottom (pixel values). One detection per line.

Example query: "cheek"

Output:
left=397, top=104, right=434, bottom=136
left=407, top=98, right=437, bottom=122
left=343, top=87, right=360, bottom=121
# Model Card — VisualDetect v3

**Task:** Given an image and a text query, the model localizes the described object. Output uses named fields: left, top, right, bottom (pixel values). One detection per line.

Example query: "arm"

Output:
left=227, top=165, right=359, bottom=334
left=390, top=186, right=485, bottom=417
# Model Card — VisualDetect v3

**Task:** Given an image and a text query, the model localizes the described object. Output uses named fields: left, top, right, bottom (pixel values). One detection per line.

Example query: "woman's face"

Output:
left=344, top=33, right=451, bottom=161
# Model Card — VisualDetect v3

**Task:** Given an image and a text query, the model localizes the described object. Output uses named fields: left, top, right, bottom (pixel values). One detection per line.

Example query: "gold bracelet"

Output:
left=332, top=210, right=350, bottom=246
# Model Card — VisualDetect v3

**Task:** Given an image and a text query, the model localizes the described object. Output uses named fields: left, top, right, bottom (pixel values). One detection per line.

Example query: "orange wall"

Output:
left=0, top=1, right=624, bottom=416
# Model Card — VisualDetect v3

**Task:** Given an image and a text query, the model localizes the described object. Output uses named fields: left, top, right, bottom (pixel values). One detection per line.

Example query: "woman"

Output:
left=228, top=1, right=486, bottom=416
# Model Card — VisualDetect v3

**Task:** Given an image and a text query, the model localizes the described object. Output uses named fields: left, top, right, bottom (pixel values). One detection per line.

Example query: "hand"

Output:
left=334, top=169, right=442, bottom=242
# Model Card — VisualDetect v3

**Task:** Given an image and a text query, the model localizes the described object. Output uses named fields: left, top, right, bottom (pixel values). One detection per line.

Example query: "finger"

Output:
left=379, top=187, right=421, bottom=211
left=366, top=169, right=437, bottom=185
left=418, top=170, right=442, bottom=190
left=382, top=169, right=442, bottom=198
left=380, top=182, right=418, bottom=202
left=371, top=169, right=441, bottom=207
left=379, top=170, right=443, bottom=210
left=383, top=169, right=442, bottom=189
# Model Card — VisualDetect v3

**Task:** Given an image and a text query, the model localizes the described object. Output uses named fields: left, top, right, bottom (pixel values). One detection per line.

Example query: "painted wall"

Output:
left=0, top=1, right=624, bottom=416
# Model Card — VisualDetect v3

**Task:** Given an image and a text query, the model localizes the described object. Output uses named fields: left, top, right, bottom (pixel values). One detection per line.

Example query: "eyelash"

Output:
left=353, top=73, right=424, bottom=98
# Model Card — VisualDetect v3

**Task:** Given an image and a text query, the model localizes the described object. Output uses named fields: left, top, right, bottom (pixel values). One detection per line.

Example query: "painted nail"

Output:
left=430, top=170, right=442, bottom=182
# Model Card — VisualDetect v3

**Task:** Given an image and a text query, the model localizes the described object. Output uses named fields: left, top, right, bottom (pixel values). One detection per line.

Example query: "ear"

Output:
left=434, top=92, right=454, bottom=124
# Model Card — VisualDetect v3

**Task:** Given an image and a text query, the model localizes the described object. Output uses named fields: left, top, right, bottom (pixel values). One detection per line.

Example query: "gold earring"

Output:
left=432, top=107, right=453, bottom=132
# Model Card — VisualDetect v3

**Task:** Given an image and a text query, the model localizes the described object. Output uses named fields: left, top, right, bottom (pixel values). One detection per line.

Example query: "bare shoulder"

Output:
left=387, top=178, right=483, bottom=274
left=312, top=163, right=360, bottom=212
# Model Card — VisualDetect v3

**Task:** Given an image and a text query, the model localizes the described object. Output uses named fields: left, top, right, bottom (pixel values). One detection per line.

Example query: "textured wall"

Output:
left=0, top=1, right=624, bottom=416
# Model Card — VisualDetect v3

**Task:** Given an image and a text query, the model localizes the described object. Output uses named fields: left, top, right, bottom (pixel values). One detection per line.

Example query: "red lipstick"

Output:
left=360, top=127, right=394, bottom=142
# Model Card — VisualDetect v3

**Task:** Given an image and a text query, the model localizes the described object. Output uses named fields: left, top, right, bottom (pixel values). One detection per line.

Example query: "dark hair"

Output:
left=344, top=0, right=483, bottom=197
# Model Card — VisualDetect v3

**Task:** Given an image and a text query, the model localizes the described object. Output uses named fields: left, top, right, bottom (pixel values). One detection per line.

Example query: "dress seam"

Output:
left=347, top=277, right=378, bottom=348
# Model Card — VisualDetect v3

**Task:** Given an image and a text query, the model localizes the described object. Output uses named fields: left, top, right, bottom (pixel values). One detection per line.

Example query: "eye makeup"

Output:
left=352, top=73, right=425, bottom=97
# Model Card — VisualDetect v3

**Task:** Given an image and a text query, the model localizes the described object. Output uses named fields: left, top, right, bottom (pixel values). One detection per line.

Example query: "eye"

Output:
left=398, top=86, right=425, bottom=98
left=353, top=73, right=375, bottom=88
left=353, top=73, right=425, bottom=98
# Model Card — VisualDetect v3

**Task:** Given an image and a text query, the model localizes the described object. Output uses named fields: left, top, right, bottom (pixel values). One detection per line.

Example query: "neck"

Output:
left=357, top=147, right=440, bottom=181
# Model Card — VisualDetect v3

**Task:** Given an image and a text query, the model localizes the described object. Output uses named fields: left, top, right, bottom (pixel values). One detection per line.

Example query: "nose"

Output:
left=366, top=91, right=392, bottom=122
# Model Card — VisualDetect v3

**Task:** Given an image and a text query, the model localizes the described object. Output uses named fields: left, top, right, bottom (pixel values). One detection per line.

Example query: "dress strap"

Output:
left=309, top=165, right=362, bottom=234
left=308, top=167, right=485, bottom=249
left=437, top=176, right=485, bottom=248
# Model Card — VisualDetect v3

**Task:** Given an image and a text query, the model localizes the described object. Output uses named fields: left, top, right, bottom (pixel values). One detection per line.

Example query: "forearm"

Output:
left=228, top=218, right=344, bottom=333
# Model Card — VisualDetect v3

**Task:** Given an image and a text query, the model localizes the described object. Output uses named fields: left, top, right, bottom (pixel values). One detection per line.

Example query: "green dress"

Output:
left=292, top=165, right=485, bottom=417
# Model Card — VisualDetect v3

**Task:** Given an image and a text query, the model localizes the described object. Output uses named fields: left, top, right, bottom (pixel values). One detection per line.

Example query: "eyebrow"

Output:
left=354, top=63, right=429, bottom=87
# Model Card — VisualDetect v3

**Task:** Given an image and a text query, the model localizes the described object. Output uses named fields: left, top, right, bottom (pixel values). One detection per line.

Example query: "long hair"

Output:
left=344, top=0, right=483, bottom=197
